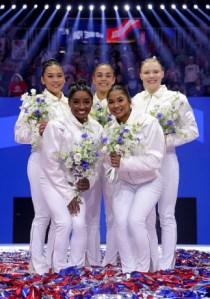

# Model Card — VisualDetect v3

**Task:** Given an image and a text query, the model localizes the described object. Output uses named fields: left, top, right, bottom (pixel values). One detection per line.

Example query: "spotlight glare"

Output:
left=78, top=5, right=83, bottom=11
left=194, top=4, right=198, bottom=9
left=67, top=5, right=71, bottom=11
left=11, top=4, right=16, bottom=9
left=206, top=4, right=210, bottom=9
left=100, top=5, right=106, bottom=11
left=89, top=5, right=94, bottom=11
left=136, top=5, right=141, bottom=11
left=148, top=4, right=153, bottom=10
left=114, top=5, right=118, bottom=11
left=124, top=4, right=130, bottom=11
left=34, top=4, right=38, bottom=9
left=23, top=4, right=27, bottom=9
left=0, top=4, right=5, bottom=9
left=182, top=4, right=187, bottom=9
left=160, top=4, right=165, bottom=9
left=171, top=4, right=176, bottom=9
left=56, top=4, right=61, bottom=10
left=44, top=4, right=49, bottom=9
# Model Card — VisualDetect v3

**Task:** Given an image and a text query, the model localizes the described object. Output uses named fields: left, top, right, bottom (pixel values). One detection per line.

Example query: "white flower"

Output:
left=101, top=146, right=107, bottom=154
left=74, top=153, right=82, bottom=163
left=30, top=89, right=36, bottom=96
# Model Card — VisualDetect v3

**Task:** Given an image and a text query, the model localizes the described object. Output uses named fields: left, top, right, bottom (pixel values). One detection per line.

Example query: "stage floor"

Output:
left=0, top=244, right=210, bottom=298
left=1, top=243, right=210, bottom=252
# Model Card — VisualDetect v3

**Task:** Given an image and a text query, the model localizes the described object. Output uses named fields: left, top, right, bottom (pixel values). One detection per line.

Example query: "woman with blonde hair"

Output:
left=132, top=56, right=199, bottom=271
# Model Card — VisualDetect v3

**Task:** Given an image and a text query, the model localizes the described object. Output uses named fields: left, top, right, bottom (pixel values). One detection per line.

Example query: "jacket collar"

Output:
left=142, top=85, right=167, bottom=100
left=43, top=89, right=68, bottom=104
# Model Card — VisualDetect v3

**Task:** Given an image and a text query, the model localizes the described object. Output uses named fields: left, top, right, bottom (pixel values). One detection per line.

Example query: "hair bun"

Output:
left=77, top=79, right=87, bottom=86
left=42, top=58, right=58, bottom=67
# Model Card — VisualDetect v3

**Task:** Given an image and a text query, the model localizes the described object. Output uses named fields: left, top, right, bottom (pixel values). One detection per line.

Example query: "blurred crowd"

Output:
left=0, top=31, right=210, bottom=98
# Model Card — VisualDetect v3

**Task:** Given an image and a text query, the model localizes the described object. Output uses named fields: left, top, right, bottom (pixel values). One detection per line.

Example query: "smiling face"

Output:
left=41, top=64, right=65, bottom=98
left=92, top=64, right=115, bottom=98
left=108, top=89, right=131, bottom=124
left=140, top=61, right=164, bottom=94
left=69, top=90, right=93, bottom=124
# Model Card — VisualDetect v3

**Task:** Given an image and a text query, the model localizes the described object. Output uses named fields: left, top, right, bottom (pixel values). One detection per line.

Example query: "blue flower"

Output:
left=118, top=136, right=123, bottom=143
left=95, top=151, right=100, bottom=157
left=35, top=109, right=40, bottom=116
left=82, top=161, right=89, bottom=169
left=81, top=133, right=88, bottom=139
left=157, top=112, right=163, bottom=119
left=167, top=119, right=173, bottom=125
left=36, top=97, right=41, bottom=103
left=102, top=137, right=108, bottom=143
left=123, top=128, right=129, bottom=133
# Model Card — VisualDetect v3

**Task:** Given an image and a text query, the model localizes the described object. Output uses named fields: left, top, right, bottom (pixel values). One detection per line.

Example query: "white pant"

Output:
left=113, top=174, right=163, bottom=273
left=40, top=174, right=87, bottom=273
left=158, top=151, right=179, bottom=270
left=27, top=152, right=51, bottom=275
left=85, top=173, right=118, bottom=266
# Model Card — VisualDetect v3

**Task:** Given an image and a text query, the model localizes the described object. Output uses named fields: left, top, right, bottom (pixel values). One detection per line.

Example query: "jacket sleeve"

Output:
left=165, top=95, right=199, bottom=149
left=119, top=117, right=165, bottom=182
left=41, top=120, right=76, bottom=205
left=14, top=108, right=34, bottom=144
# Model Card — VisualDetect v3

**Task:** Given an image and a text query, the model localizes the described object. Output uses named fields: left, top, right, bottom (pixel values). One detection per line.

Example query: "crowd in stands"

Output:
left=0, top=34, right=210, bottom=98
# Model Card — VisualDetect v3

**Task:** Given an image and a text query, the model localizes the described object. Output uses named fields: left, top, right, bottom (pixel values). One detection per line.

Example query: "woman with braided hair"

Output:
left=40, top=80, right=103, bottom=273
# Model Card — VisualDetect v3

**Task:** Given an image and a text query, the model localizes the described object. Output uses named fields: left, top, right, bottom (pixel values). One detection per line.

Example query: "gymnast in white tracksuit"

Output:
left=86, top=63, right=117, bottom=266
left=40, top=80, right=103, bottom=273
left=103, top=85, right=165, bottom=273
left=14, top=58, right=69, bottom=275
left=132, top=57, right=199, bottom=270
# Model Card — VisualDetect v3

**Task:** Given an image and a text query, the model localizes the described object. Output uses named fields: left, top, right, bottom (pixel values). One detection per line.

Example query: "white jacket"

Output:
left=103, top=109, right=165, bottom=185
left=132, top=85, right=199, bottom=151
left=14, top=89, right=69, bottom=152
left=41, top=111, right=103, bottom=205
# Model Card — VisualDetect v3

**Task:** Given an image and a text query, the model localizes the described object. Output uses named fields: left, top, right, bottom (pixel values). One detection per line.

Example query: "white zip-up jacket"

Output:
left=41, top=111, right=103, bottom=205
left=14, top=89, right=69, bottom=152
left=132, top=85, right=199, bottom=151
left=103, top=109, right=165, bottom=185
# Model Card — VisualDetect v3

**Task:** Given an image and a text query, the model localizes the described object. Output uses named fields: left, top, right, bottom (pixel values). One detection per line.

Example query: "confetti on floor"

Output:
left=0, top=247, right=210, bottom=298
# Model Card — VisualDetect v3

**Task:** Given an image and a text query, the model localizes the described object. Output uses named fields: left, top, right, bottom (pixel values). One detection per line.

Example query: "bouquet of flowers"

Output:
left=101, top=122, right=142, bottom=181
left=150, top=92, right=187, bottom=136
left=58, top=132, right=101, bottom=202
left=19, top=89, right=51, bottom=149
left=90, top=102, right=113, bottom=127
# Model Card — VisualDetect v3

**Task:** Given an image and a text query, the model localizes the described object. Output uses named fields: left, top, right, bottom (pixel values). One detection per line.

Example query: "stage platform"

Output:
left=0, top=244, right=210, bottom=298
left=1, top=243, right=210, bottom=252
